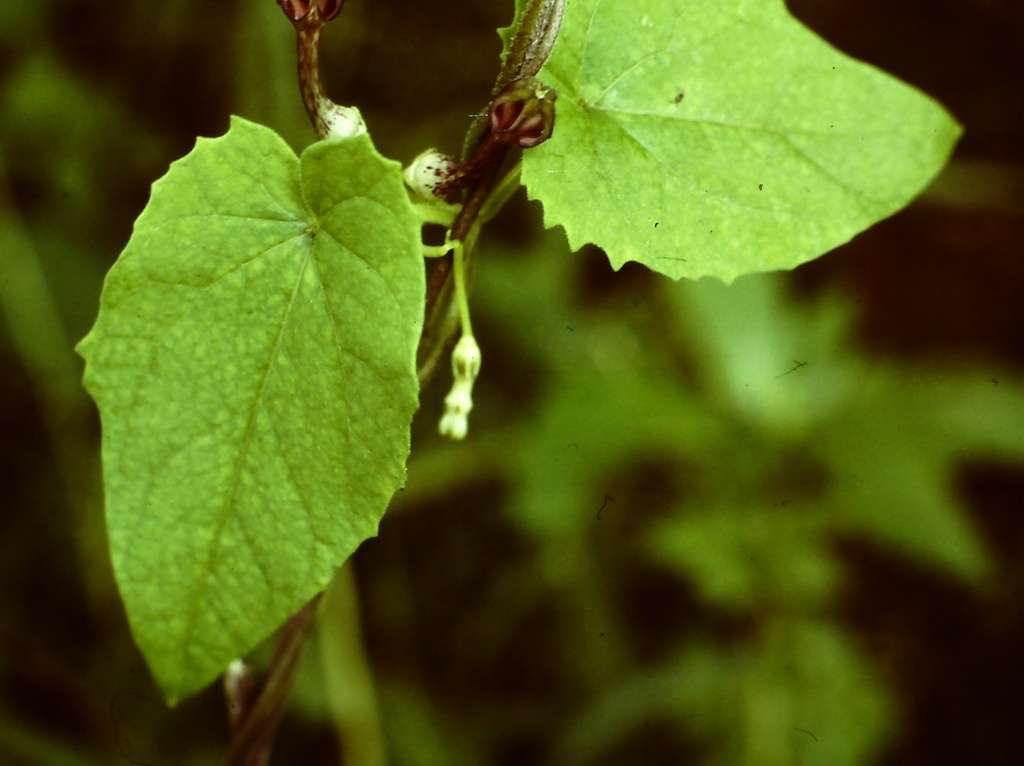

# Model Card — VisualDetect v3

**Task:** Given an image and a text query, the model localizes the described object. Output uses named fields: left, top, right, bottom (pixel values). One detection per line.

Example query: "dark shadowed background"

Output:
left=2, top=1, right=1022, bottom=765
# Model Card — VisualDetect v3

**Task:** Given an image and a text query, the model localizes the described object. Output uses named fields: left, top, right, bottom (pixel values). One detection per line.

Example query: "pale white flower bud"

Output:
left=439, top=335, right=482, bottom=441
left=451, top=335, right=481, bottom=381
left=439, top=382, right=473, bottom=441
left=438, top=412, right=467, bottom=441
left=321, top=102, right=365, bottom=139
left=222, top=658, right=254, bottom=728
left=404, top=148, right=455, bottom=201
left=225, top=658, right=247, bottom=680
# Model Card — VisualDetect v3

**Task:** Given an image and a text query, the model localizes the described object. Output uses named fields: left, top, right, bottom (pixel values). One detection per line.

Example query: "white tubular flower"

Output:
left=404, top=148, right=455, bottom=201
left=439, top=335, right=482, bottom=441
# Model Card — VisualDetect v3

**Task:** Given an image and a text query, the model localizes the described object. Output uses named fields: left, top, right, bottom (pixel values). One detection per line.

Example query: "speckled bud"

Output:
left=403, top=149, right=456, bottom=201
left=320, top=103, right=365, bottom=139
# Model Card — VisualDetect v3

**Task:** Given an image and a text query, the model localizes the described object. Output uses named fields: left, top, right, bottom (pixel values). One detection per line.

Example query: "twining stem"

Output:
left=222, top=5, right=368, bottom=763
left=434, top=161, right=523, bottom=304
left=461, top=0, right=565, bottom=161
left=495, top=0, right=566, bottom=95
left=296, top=23, right=329, bottom=136
left=224, top=660, right=257, bottom=731
left=289, top=4, right=362, bottom=139
left=229, top=0, right=565, bottom=757
left=420, top=1, right=563, bottom=378
left=418, top=157, right=502, bottom=382
left=476, top=161, right=524, bottom=230
left=226, top=597, right=321, bottom=766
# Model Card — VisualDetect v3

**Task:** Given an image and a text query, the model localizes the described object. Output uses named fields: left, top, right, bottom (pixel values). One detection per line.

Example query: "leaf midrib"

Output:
left=176, top=244, right=313, bottom=689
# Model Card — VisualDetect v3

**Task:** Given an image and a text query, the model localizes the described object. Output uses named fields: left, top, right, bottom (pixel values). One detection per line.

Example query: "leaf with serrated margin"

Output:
left=78, top=117, right=423, bottom=702
left=523, top=0, right=961, bottom=281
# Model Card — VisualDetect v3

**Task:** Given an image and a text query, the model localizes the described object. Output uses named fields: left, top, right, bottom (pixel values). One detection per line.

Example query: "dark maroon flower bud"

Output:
left=277, top=0, right=313, bottom=22
left=514, top=113, right=550, bottom=148
left=316, top=0, right=345, bottom=22
left=491, top=100, right=525, bottom=133
left=489, top=77, right=558, bottom=149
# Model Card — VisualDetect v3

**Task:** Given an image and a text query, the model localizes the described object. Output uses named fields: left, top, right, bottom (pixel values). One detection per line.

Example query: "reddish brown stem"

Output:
left=225, top=597, right=321, bottom=766
left=423, top=146, right=507, bottom=329
left=297, top=24, right=325, bottom=135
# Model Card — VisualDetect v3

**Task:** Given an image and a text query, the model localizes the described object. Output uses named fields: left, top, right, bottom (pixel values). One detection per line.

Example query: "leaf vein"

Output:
left=177, top=250, right=312, bottom=682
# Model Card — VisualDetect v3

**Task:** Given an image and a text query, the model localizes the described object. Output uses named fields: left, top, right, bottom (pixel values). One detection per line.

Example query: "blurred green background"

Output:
left=2, top=1, right=1023, bottom=764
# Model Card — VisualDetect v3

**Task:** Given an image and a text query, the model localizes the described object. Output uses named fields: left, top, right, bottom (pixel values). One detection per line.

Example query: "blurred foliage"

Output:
left=376, top=234, right=1022, bottom=766
left=2, top=1, right=1023, bottom=765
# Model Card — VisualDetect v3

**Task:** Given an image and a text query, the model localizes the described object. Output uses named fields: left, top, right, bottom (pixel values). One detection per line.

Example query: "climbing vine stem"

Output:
left=419, top=0, right=564, bottom=383
left=226, top=596, right=321, bottom=766
left=225, top=0, right=564, bottom=759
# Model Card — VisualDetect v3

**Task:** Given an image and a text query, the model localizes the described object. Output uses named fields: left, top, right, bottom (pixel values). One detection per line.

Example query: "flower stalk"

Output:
left=227, top=0, right=567, bottom=758
left=417, top=2, right=564, bottom=387
left=278, top=0, right=363, bottom=139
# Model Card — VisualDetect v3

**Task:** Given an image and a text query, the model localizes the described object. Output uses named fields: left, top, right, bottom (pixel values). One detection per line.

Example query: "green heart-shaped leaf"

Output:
left=523, top=0, right=961, bottom=281
left=78, top=117, right=423, bottom=702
